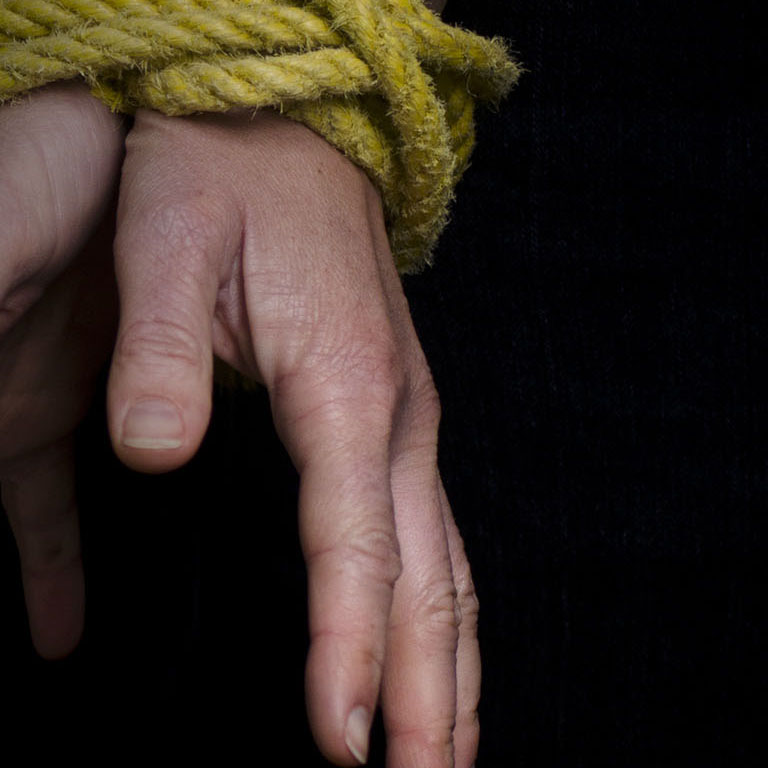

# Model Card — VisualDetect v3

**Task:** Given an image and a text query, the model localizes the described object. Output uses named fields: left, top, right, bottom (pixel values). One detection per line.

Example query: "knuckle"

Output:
left=455, top=685, right=481, bottom=744
left=311, top=626, right=385, bottom=680
left=276, top=333, right=407, bottom=431
left=312, top=524, right=403, bottom=590
left=457, top=700, right=481, bottom=732
left=117, top=316, right=203, bottom=371
left=454, top=565, right=480, bottom=630
left=425, top=724, right=456, bottom=758
left=389, top=719, right=456, bottom=762
left=408, top=577, right=461, bottom=645
left=342, top=525, right=403, bottom=587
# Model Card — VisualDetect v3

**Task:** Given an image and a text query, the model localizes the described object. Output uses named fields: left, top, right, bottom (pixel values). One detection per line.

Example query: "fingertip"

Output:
left=305, top=637, right=378, bottom=767
left=108, top=220, right=219, bottom=473
left=345, top=705, right=373, bottom=765
left=106, top=309, right=215, bottom=474
left=453, top=713, right=480, bottom=768
left=109, top=390, right=212, bottom=474
left=25, top=561, right=85, bottom=661
left=121, top=396, right=184, bottom=449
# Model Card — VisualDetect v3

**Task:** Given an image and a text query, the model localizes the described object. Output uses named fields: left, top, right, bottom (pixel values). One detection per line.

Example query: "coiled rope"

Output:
left=0, top=0, right=520, bottom=272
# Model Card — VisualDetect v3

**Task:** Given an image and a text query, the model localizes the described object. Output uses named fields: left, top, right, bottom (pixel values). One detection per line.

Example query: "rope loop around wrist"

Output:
left=0, top=0, right=521, bottom=272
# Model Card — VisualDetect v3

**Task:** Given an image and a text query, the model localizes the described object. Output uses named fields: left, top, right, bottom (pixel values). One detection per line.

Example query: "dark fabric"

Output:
left=423, top=3, right=764, bottom=765
left=1, top=0, right=764, bottom=762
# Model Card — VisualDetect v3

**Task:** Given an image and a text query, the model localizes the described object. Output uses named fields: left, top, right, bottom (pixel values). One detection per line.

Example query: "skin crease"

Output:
left=0, top=2, right=479, bottom=766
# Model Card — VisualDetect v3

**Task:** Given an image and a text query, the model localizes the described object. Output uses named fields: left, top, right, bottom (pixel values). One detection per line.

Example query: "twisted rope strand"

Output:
left=0, top=0, right=519, bottom=272
left=131, top=47, right=374, bottom=113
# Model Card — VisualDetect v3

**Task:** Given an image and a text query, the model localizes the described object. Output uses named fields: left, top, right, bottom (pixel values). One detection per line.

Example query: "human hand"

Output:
left=0, top=82, right=125, bottom=657
left=106, top=106, right=480, bottom=767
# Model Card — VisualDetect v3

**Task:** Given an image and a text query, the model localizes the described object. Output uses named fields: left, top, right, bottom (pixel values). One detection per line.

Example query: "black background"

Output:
left=1, top=1, right=765, bottom=764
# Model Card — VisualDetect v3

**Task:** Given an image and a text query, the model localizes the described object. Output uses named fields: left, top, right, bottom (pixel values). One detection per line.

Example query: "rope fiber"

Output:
left=0, top=0, right=520, bottom=272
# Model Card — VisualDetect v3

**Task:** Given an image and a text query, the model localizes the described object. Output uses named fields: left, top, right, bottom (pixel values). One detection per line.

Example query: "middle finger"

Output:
left=380, top=374, right=460, bottom=768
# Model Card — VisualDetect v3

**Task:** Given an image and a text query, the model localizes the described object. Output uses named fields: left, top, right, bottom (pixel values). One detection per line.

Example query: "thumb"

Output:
left=106, top=187, right=235, bottom=474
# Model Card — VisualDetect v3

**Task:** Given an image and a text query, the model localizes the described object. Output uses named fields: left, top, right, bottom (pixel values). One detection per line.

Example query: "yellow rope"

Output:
left=0, top=0, right=520, bottom=272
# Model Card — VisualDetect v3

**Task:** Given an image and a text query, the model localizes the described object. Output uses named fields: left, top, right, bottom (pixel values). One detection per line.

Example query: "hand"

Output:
left=107, top=106, right=480, bottom=767
left=0, top=82, right=125, bottom=657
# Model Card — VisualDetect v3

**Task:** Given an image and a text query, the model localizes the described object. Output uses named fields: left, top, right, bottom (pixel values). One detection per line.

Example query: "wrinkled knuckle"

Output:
left=455, top=691, right=481, bottom=745
left=455, top=568, right=480, bottom=629
left=117, top=316, right=202, bottom=371
left=428, top=724, right=456, bottom=760
left=311, top=627, right=385, bottom=680
left=458, top=702, right=481, bottom=731
left=420, top=724, right=456, bottom=763
left=283, top=333, right=406, bottom=431
left=390, top=720, right=456, bottom=763
left=411, top=578, right=461, bottom=645
left=337, top=525, right=403, bottom=589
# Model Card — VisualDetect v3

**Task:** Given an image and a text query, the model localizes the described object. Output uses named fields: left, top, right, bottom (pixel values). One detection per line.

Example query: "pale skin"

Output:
left=0, top=2, right=480, bottom=765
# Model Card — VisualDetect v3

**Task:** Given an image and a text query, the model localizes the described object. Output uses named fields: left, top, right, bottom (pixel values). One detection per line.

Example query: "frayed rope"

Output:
left=0, top=0, right=521, bottom=272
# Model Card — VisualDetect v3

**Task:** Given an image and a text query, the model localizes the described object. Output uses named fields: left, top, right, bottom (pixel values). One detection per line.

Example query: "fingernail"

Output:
left=121, top=398, right=183, bottom=449
left=345, top=706, right=371, bottom=764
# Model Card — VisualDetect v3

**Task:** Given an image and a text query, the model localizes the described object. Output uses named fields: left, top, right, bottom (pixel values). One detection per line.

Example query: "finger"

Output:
left=270, top=332, right=405, bottom=766
left=439, top=477, right=481, bottom=768
left=1, top=438, right=84, bottom=660
left=363, top=188, right=464, bottom=767
left=107, top=116, right=241, bottom=473
left=0, top=81, right=124, bottom=331
left=234, top=135, right=406, bottom=764
left=380, top=377, right=461, bottom=768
